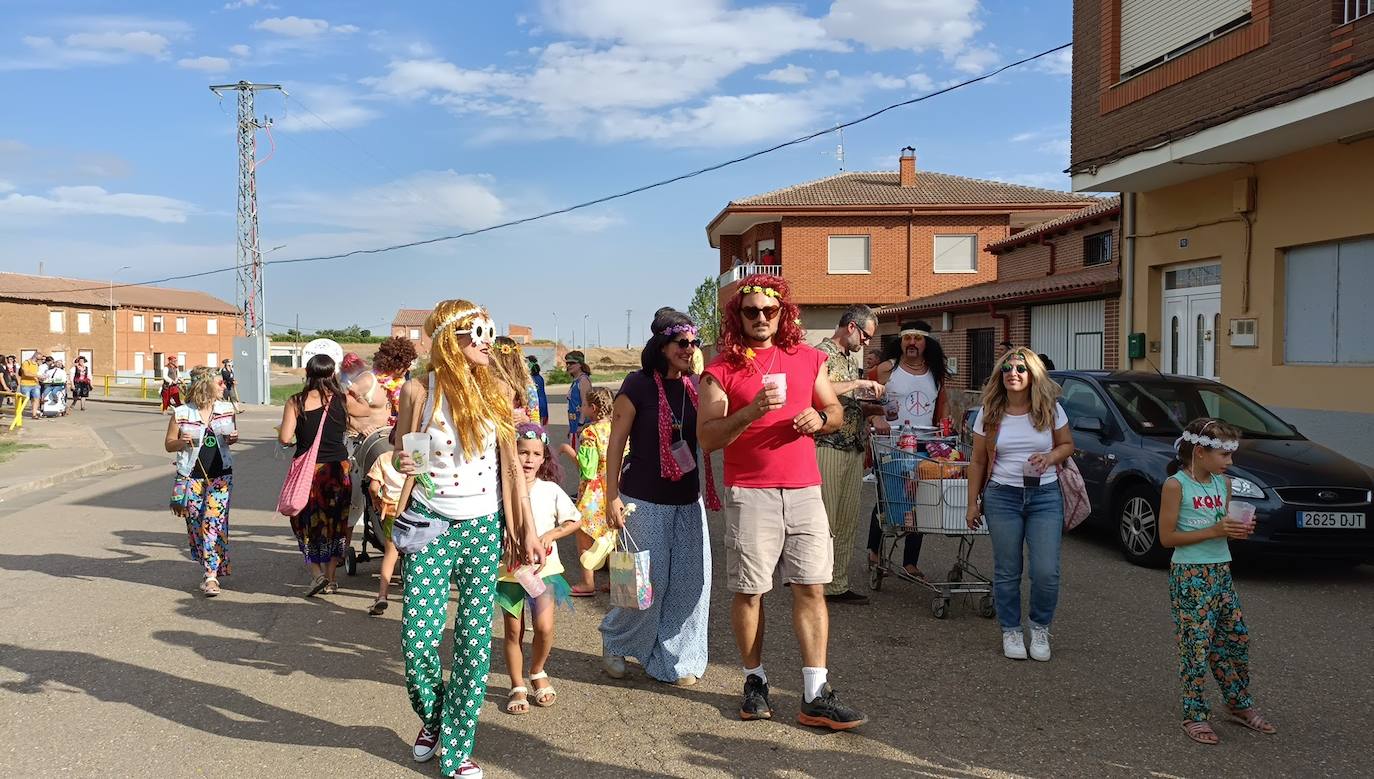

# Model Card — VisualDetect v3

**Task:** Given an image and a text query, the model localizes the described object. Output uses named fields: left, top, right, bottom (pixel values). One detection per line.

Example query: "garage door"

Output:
left=1031, top=300, right=1105, bottom=370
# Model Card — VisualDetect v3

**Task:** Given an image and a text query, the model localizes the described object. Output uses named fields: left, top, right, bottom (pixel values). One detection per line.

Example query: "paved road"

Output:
left=1, top=403, right=1370, bottom=778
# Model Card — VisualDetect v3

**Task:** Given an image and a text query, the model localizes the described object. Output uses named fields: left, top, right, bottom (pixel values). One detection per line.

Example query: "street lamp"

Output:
left=583, top=314, right=589, bottom=349
left=553, top=312, right=559, bottom=350
left=109, top=265, right=131, bottom=382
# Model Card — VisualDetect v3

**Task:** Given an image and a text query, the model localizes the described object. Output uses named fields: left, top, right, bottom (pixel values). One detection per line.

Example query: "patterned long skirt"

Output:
left=290, top=461, right=353, bottom=564
left=184, top=475, right=233, bottom=577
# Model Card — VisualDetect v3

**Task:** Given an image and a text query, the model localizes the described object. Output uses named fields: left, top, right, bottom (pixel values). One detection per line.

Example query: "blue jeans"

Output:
left=982, top=480, right=1063, bottom=630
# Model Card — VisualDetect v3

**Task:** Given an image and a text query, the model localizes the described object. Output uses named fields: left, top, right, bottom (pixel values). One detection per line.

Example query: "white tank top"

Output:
left=885, top=363, right=939, bottom=428
left=414, top=391, right=500, bottom=521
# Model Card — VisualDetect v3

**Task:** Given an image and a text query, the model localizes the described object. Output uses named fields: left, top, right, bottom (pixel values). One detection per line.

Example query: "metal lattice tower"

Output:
left=209, top=81, right=282, bottom=335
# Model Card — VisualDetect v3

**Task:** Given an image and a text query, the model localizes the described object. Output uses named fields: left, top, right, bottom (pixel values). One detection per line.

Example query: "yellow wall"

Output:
left=1129, top=139, right=1374, bottom=415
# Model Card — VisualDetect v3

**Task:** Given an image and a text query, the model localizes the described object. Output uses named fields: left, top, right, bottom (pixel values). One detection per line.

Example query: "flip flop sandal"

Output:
left=1181, top=720, right=1219, bottom=745
left=505, top=687, right=530, bottom=715
left=1228, top=708, right=1277, bottom=734
left=368, top=598, right=388, bottom=616
left=305, top=575, right=329, bottom=597
left=203, top=579, right=221, bottom=597
left=324, top=581, right=339, bottom=595
left=529, top=672, right=557, bottom=707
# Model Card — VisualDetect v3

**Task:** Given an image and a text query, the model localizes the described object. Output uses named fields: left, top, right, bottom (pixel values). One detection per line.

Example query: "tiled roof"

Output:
left=731, top=171, right=1099, bottom=208
left=392, top=308, right=431, bottom=327
left=988, top=196, right=1121, bottom=252
left=0, top=272, right=238, bottom=314
left=878, top=263, right=1121, bottom=318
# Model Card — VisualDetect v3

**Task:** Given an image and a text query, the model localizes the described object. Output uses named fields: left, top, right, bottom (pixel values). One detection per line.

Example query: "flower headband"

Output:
left=496, top=343, right=517, bottom=355
left=518, top=427, right=549, bottom=444
left=1175, top=429, right=1240, bottom=452
left=660, top=323, right=697, bottom=337
left=436, top=307, right=497, bottom=346
left=739, top=285, right=780, bottom=298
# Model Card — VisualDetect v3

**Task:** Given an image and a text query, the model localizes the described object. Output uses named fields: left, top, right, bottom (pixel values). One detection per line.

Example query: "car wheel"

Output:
left=1116, top=483, right=1168, bottom=567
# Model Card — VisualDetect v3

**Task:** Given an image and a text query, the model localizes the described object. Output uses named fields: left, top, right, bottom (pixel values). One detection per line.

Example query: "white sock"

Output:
left=744, top=665, right=766, bottom=684
left=802, top=667, right=828, bottom=703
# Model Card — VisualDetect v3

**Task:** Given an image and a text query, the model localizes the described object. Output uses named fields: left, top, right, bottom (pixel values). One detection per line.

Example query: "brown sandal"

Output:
left=1181, top=720, right=1219, bottom=745
left=1228, top=707, right=1277, bottom=734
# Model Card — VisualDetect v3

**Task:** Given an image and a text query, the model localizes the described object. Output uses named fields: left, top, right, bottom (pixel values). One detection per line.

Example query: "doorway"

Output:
left=969, top=328, right=995, bottom=390
left=152, top=352, right=164, bottom=379
left=1161, top=262, right=1221, bottom=379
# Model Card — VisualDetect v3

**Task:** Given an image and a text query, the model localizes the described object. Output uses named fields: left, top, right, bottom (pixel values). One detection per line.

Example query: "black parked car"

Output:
left=968, top=371, right=1374, bottom=566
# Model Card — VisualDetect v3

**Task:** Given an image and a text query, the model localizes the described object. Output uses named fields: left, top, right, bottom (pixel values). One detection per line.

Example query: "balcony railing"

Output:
left=717, top=263, right=783, bottom=288
left=1347, top=0, right=1373, bottom=23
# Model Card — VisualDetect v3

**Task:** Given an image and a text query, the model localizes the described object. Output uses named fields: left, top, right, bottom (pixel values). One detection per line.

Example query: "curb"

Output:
left=91, top=396, right=160, bottom=407
left=0, top=426, right=117, bottom=504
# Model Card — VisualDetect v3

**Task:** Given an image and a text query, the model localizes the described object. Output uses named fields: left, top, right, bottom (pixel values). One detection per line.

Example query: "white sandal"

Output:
left=505, top=686, right=529, bottom=715
left=529, top=672, right=557, bottom=707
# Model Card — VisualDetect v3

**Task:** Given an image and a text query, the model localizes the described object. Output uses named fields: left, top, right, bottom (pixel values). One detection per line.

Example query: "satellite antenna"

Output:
left=819, top=124, right=845, bottom=171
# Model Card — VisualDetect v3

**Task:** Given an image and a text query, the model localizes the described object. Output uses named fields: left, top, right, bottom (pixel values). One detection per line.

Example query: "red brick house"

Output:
left=877, top=198, right=1122, bottom=393
left=0, top=271, right=241, bottom=381
left=391, top=308, right=432, bottom=355
left=706, top=148, right=1098, bottom=342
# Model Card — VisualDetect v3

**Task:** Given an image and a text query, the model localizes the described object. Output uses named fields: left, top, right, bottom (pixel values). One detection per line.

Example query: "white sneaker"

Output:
left=1029, top=624, right=1052, bottom=662
left=603, top=645, right=627, bottom=679
left=454, top=758, right=484, bottom=778
left=1002, top=628, right=1028, bottom=660
left=862, top=473, right=876, bottom=483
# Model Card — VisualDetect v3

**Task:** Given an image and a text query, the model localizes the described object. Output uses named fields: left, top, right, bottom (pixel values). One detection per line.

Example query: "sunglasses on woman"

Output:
left=672, top=338, right=703, bottom=349
left=1001, top=363, right=1028, bottom=374
left=740, top=305, right=781, bottom=321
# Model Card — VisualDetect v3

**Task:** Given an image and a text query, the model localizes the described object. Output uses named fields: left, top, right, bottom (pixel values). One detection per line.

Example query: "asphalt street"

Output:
left=1, top=401, right=1370, bottom=778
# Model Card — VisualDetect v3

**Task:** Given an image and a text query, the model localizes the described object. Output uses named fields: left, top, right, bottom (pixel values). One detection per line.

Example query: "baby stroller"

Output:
left=344, top=427, right=394, bottom=576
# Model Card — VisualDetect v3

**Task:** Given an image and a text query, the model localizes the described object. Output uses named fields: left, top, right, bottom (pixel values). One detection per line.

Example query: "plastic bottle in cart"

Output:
left=897, top=423, right=919, bottom=453
left=939, top=416, right=952, bottom=437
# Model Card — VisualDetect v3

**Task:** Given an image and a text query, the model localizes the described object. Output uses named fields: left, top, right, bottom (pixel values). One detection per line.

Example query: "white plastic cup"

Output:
left=762, top=373, right=787, bottom=404
left=1227, top=501, right=1257, bottom=526
left=210, top=416, right=235, bottom=437
left=1021, top=457, right=1044, bottom=488
left=515, top=566, right=547, bottom=598
left=669, top=440, right=697, bottom=474
left=401, top=432, right=430, bottom=471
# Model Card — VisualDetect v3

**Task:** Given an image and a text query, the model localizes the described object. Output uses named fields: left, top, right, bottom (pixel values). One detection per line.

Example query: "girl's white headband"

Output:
left=1175, top=429, right=1240, bottom=452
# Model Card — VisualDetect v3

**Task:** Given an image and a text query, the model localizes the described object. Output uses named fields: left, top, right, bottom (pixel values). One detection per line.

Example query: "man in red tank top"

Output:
left=699, top=274, right=866, bottom=732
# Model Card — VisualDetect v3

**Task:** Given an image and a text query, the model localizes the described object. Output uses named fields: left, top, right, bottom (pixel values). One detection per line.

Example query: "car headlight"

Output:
left=1230, top=477, right=1266, bottom=499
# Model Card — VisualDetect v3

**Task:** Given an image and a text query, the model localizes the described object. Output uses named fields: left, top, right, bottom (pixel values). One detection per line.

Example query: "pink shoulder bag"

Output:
left=277, top=394, right=332, bottom=517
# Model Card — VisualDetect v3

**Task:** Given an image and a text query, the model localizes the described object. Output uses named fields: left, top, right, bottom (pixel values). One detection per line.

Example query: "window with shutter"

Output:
left=827, top=236, right=870, bottom=273
left=1120, top=0, right=1251, bottom=79
left=933, top=235, right=977, bottom=273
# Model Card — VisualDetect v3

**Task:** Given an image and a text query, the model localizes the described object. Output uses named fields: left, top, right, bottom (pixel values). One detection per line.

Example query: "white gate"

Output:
left=1031, top=300, right=1106, bottom=370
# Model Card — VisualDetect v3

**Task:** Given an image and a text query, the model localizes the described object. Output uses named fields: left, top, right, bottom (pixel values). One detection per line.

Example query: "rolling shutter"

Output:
left=1120, top=0, right=1250, bottom=76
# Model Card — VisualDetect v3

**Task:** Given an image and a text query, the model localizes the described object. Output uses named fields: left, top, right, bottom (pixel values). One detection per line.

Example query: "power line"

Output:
left=19, top=42, right=1071, bottom=297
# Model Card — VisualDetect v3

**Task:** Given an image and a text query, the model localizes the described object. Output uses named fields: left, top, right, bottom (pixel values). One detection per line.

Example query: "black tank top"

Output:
left=295, top=394, right=349, bottom=463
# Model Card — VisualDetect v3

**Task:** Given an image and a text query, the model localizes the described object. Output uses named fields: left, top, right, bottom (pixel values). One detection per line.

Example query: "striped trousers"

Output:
left=817, top=445, right=865, bottom=596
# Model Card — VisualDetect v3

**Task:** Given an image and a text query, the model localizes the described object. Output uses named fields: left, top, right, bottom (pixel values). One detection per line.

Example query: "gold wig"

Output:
left=489, top=336, right=534, bottom=414
left=425, top=300, right=515, bottom=457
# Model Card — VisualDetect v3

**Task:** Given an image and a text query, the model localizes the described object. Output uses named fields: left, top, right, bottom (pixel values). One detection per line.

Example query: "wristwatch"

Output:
left=816, top=410, right=829, bottom=428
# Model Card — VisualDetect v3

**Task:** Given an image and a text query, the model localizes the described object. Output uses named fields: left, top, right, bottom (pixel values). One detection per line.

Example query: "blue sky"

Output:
left=0, top=0, right=1074, bottom=344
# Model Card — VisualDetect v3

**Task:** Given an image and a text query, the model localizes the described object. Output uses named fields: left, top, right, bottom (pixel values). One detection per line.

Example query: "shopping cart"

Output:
left=868, top=431, right=994, bottom=619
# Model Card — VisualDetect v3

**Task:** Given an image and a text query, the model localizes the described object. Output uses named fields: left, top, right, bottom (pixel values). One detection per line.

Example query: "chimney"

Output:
left=899, top=146, right=917, bottom=187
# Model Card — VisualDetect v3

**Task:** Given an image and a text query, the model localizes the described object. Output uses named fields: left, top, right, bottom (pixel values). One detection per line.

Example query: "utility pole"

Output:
left=626, top=309, right=632, bottom=348
left=295, top=314, right=301, bottom=369
left=210, top=80, right=284, bottom=405
left=582, top=315, right=589, bottom=349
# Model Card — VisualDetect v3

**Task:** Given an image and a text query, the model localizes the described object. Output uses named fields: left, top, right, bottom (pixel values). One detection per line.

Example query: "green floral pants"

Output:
left=402, top=510, right=501, bottom=775
left=1170, top=562, right=1253, bottom=722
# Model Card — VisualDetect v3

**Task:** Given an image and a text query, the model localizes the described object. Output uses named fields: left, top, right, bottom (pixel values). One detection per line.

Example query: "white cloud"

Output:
left=1009, top=129, right=1070, bottom=160
left=3, top=18, right=189, bottom=69
left=275, top=85, right=381, bottom=132
left=364, top=60, right=518, bottom=100
left=253, top=16, right=347, bottom=37
left=0, top=180, right=14, bottom=193
left=224, top=0, right=266, bottom=8
left=0, top=185, right=194, bottom=223
left=984, top=171, right=1070, bottom=191
left=823, top=0, right=980, bottom=54
left=1039, top=137, right=1070, bottom=159
left=760, top=64, right=813, bottom=84
left=906, top=72, right=935, bottom=91
left=277, top=170, right=507, bottom=235
left=228, top=44, right=251, bottom=58
left=64, top=30, right=170, bottom=57
left=1036, top=46, right=1072, bottom=76
left=177, top=55, right=230, bottom=73
left=953, top=44, right=999, bottom=74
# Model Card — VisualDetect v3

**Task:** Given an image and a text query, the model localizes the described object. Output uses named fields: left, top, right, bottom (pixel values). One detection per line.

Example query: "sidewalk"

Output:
left=0, top=418, right=115, bottom=503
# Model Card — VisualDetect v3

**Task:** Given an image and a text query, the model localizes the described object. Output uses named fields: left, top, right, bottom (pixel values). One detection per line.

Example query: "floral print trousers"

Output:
left=184, top=475, right=232, bottom=577
left=401, top=511, right=501, bottom=776
left=1170, top=562, right=1254, bottom=722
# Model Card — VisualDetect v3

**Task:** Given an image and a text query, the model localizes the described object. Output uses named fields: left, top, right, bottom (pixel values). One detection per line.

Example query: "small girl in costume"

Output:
left=561, top=387, right=616, bottom=595
left=1159, top=418, right=1276, bottom=745
left=498, top=422, right=580, bottom=715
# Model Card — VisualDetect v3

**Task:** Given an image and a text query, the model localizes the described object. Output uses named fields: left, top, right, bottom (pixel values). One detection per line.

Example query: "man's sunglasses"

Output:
left=851, top=324, right=872, bottom=344
left=672, top=338, right=703, bottom=349
left=1001, top=363, right=1028, bottom=374
left=740, top=305, right=781, bottom=321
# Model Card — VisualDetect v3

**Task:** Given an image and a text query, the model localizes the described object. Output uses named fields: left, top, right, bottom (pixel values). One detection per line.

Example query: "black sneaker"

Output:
left=739, top=674, right=772, bottom=721
left=798, top=684, right=867, bottom=731
left=825, top=590, right=871, bottom=606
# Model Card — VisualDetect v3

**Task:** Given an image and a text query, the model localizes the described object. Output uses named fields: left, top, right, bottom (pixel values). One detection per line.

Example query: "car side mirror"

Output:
left=1071, top=416, right=1106, bottom=435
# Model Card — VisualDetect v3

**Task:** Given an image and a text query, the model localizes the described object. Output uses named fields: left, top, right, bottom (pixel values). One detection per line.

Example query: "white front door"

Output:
left=134, top=352, right=145, bottom=377
left=79, top=350, right=94, bottom=377
left=1161, top=262, right=1221, bottom=379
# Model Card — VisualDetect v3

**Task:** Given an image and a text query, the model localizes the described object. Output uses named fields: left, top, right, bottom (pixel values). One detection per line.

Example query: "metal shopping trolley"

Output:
left=867, top=431, right=994, bottom=619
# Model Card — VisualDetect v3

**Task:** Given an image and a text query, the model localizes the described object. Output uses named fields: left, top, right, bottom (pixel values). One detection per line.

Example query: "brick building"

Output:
left=507, top=324, right=533, bottom=344
left=706, top=148, right=1098, bottom=342
left=0, top=272, right=241, bottom=380
left=877, top=198, right=1122, bottom=393
left=391, top=308, right=432, bottom=355
left=1070, top=0, right=1374, bottom=461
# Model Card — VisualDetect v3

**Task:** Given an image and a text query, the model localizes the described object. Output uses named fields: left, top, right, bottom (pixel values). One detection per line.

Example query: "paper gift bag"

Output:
left=609, top=528, right=653, bottom=610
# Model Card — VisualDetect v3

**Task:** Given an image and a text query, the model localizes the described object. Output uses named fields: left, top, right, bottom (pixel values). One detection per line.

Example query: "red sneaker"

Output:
left=412, top=727, right=438, bottom=763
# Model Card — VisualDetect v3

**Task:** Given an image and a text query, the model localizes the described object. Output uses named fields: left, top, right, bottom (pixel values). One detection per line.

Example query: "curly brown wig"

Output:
left=372, top=336, right=417, bottom=377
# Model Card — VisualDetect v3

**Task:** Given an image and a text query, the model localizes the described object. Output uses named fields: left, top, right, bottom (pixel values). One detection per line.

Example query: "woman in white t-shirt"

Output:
left=967, top=348, right=1075, bottom=663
